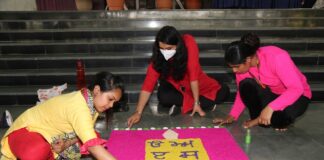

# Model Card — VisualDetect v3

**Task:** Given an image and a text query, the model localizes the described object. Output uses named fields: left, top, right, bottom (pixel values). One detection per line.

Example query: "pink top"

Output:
left=230, top=46, right=312, bottom=120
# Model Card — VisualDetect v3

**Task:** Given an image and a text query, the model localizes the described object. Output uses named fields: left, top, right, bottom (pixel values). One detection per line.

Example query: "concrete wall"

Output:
left=0, top=0, right=37, bottom=11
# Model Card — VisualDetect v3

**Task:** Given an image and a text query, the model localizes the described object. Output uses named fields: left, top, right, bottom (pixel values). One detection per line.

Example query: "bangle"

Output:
left=194, top=101, right=200, bottom=106
left=65, top=139, right=70, bottom=148
left=136, top=111, right=142, bottom=115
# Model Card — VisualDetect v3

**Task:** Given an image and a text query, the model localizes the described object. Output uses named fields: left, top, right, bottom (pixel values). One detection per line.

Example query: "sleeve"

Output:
left=141, top=63, right=160, bottom=92
left=67, top=106, right=97, bottom=144
left=268, top=51, right=304, bottom=111
left=229, top=74, right=247, bottom=120
left=183, top=34, right=200, bottom=81
left=230, top=92, right=246, bottom=120
left=80, top=138, right=107, bottom=155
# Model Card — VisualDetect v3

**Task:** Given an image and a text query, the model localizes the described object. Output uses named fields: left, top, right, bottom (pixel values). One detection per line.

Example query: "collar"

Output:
left=81, top=88, right=97, bottom=117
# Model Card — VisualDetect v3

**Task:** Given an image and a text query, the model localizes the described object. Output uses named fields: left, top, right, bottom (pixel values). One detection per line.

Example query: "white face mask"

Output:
left=160, top=49, right=176, bottom=61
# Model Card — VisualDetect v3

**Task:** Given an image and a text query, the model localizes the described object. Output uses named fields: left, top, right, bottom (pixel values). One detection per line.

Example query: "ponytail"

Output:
left=241, top=32, right=260, bottom=53
left=225, top=33, right=260, bottom=65
left=89, top=71, right=124, bottom=93
left=89, top=71, right=125, bottom=126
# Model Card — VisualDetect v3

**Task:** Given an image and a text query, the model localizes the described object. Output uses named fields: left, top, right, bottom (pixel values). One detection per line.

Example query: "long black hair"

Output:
left=225, top=33, right=260, bottom=65
left=89, top=71, right=124, bottom=125
left=151, top=26, right=188, bottom=81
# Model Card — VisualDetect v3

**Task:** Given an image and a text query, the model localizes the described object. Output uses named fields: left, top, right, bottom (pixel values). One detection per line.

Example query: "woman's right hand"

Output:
left=127, top=112, right=142, bottom=128
left=212, top=115, right=235, bottom=126
left=190, top=104, right=206, bottom=117
left=52, top=138, right=78, bottom=154
left=88, top=145, right=116, bottom=160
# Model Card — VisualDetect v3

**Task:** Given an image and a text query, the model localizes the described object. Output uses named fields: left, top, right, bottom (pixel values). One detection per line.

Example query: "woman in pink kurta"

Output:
left=214, top=33, right=311, bottom=130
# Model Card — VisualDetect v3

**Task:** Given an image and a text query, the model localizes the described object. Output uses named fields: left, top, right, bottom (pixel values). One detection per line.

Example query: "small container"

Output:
left=76, top=59, right=86, bottom=90
left=245, top=129, right=251, bottom=144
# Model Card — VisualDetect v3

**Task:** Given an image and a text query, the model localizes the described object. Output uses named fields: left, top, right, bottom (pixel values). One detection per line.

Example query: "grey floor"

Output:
left=1, top=102, right=324, bottom=160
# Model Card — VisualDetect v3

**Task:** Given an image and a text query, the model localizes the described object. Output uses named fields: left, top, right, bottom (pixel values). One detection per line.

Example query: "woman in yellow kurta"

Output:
left=1, top=71, right=123, bottom=160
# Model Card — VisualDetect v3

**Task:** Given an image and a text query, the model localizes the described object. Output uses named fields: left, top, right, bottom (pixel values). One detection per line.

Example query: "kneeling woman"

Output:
left=1, top=72, right=123, bottom=160
left=127, top=26, right=229, bottom=128
left=214, top=33, right=311, bottom=130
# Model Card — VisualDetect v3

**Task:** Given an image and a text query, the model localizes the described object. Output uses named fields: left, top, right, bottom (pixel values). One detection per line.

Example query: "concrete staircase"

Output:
left=0, top=9, right=323, bottom=108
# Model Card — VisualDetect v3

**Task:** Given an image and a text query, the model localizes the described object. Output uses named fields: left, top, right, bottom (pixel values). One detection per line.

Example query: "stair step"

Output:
left=0, top=49, right=322, bottom=59
left=0, top=65, right=323, bottom=76
left=0, top=65, right=323, bottom=86
left=2, top=32, right=324, bottom=42
left=0, top=50, right=323, bottom=69
left=1, top=18, right=324, bottom=31
left=2, top=82, right=323, bottom=96
left=1, top=10, right=324, bottom=20
left=1, top=28, right=324, bottom=42
left=0, top=82, right=322, bottom=105
left=1, top=37, right=324, bottom=54
left=1, top=36, right=323, bottom=43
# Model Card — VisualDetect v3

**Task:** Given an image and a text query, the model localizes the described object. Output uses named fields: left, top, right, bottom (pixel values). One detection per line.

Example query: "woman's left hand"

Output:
left=190, top=105, right=206, bottom=117
left=258, top=106, right=274, bottom=126
left=52, top=139, right=66, bottom=154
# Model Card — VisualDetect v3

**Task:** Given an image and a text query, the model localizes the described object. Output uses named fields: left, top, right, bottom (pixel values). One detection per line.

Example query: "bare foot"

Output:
left=212, top=115, right=235, bottom=126
left=243, top=118, right=259, bottom=129
left=275, top=128, right=288, bottom=132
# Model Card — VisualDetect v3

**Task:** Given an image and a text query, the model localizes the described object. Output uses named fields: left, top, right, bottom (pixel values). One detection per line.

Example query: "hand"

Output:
left=243, top=118, right=259, bottom=128
left=213, top=115, right=234, bottom=126
left=258, top=106, right=274, bottom=126
left=190, top=105, right=206, bottom=117
left=127, top=112, right=142, bottom=128
left=88, top=145, right=117, bottom=160
left=52, top=139, right=67, bottom=154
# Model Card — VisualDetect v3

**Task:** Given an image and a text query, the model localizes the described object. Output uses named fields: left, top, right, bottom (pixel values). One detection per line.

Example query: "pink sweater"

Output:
left=229, top=46, right=312, bottom=120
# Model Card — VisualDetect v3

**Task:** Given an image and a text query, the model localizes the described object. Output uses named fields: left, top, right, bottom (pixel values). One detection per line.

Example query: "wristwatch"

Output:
left=194, top=101, right=200, bottom=106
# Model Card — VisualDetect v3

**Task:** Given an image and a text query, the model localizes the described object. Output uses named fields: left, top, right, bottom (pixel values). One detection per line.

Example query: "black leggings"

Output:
left=157, top=80, right=230, bottom=111
left=239, top=78, right=310, bottom=129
